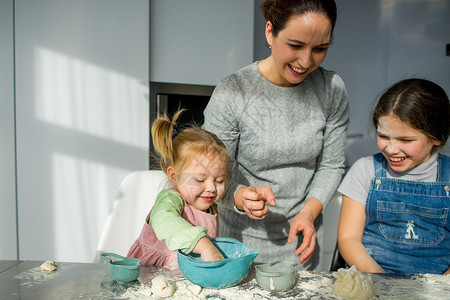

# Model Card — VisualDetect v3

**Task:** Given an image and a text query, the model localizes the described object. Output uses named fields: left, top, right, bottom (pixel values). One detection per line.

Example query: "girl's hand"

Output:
left=236, top=186, right=276, bottom=220
left=193, top=237, right=224, bottom=261
left=200, top=245, right=224, bottom=262
left=288, top=198, right=323, bottom=264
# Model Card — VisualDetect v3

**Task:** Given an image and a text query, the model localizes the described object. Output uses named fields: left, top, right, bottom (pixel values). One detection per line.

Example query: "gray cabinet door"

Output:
left=150, top=0, right=254, bottom=85
left=0, top=0, right=17, bottom=260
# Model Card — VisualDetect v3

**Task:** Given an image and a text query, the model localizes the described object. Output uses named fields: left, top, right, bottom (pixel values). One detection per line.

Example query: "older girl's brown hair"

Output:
left=372, top=78, right=450, bottom=147
left=151, top=109, right=229, bottom=174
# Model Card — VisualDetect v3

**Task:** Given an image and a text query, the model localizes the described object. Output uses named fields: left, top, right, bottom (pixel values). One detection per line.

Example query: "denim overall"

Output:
left=362, top=153, right=450, bottom=274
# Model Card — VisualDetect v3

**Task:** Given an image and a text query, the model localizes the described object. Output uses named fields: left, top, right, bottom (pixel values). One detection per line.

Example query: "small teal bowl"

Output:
left=100, top=253, right=141, bottom=282
left=177, top=237, right=259, bottom=289
left=255, top=260, right=297, bottom=291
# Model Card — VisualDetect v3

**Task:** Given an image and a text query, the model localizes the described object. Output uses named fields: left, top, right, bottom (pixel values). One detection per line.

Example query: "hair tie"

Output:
left=172, top=129, right=179, bottom=139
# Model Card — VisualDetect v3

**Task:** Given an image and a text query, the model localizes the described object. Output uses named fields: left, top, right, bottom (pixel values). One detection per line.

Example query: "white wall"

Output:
left=150, top=0, right=254, bottom=86
left=0, top=0, right=17, bottom=260
left=13, top=0, right=149, bottom=262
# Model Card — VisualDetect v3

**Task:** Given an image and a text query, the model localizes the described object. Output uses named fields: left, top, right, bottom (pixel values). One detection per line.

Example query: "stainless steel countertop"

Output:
left=1, top=260, right=449, bottom=299
left=0, top=260, right=20, bottom=275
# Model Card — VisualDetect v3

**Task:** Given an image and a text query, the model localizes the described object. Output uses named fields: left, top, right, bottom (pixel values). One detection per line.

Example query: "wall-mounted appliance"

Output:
left=149, top=81, right=215, bottom=169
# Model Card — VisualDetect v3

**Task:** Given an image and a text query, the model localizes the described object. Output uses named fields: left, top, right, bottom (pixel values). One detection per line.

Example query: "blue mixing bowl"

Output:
left=177, top=237, right=259, bottom=289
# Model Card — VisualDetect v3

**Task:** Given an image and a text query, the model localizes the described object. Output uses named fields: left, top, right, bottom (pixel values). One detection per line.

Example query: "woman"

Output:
left=203, top=0, right=348, bottom=270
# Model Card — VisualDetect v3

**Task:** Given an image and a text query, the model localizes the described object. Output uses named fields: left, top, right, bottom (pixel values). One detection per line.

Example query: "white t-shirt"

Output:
left=338, top=152, right=439, bottom=206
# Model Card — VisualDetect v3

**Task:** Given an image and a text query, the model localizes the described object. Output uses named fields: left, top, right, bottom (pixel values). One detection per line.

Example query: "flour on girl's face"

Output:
left=376, top=114, right=440, bottom=173
left=170, top=152, right=227, bottom=212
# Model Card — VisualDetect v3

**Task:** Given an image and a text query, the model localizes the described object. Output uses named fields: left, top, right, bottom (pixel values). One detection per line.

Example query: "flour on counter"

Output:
left=413, top=273, right=450, bottom=284
left=117, top=271, right=450, bottom=300
left=118, top=276, right=291, bottom=300
left=15, top=265, right=58, bottom=285
left=372, top=273, right=450, bottom=300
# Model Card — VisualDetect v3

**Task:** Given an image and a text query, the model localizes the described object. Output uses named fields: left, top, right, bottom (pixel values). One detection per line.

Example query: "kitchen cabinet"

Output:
left=150, top=0, right=254, bottom=86
left=0, top=0, right=17, bottom=260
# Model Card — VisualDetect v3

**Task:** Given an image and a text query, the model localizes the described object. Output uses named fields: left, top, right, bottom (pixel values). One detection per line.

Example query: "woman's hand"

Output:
left=235, top=186, right=276, bottom=220
left=288, top=198, right=323, bottom=264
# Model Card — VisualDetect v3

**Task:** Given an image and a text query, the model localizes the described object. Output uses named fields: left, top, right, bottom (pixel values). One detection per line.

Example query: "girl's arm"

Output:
left=192, top=237, right=223, bottom=261
left=151, top=190, right=221, bottom=261
left=444, top=266, right=450, bottom=275
left=338, top=195, right=385, bottom=273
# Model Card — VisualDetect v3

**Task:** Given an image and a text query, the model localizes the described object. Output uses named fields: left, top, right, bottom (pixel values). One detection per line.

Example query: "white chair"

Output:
left=95, top=170, right=168, bottom=261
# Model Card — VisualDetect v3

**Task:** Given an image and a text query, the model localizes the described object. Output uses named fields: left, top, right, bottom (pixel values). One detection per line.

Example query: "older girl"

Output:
left=338, top=78, right=450, bottom=274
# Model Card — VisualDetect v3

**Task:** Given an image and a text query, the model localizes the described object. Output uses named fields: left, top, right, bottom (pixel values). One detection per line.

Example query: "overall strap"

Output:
left=437, top=154, right=450, bottom=181
left=373, top=153, right=387, bottom=178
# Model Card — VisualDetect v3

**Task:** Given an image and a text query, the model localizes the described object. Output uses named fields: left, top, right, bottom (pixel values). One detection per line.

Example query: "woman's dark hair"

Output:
left=372, top=78, right=450, bottom=146
left=260, top=0, right=337, bottom=38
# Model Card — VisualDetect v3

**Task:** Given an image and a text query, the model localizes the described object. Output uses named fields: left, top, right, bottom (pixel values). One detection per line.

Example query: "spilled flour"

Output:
left=117, top=270, right=450, bottom=300
left=119, top=278, right=276, bottom=300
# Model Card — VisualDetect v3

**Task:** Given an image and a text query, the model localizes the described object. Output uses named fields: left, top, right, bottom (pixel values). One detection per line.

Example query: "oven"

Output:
left=149, top=81, right=215, bottom=168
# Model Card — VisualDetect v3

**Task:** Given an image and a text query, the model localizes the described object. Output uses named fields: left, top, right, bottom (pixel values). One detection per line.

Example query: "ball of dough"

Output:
left=332, top=265, right=374, bottom=300
left=187, top=284, right=202, bottom=295
left=151, top=275, right=175, bottom=298
left=40, top=260, right=58, bottom=273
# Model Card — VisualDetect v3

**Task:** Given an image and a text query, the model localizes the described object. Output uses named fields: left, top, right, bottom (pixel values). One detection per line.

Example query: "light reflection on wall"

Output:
left=35, top=46, right=148, bottom=148
left=33, top=47, right=148, bottom=262
left=52, top=153, right=128, bottom=262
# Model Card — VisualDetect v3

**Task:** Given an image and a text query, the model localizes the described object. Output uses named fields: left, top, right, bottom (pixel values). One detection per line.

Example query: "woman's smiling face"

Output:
left=265, top=12, right=332, bottom=87
left=376, top=113, right=441, bottom=173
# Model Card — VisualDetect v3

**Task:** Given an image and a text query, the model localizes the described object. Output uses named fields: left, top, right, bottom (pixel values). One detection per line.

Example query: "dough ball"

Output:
left=139, top=284, right=152, bottom=297
left=40, top=260, right=58, bottom=273
left=187, top=284, right=202, bottom=295
left=151, top=275, right=175, bottom=298
left=332, top=265, right=374, bottom=300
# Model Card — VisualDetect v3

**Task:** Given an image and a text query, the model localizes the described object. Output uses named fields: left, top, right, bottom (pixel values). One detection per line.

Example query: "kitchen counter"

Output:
left=0, top=260, right=449, bottom=299
left=0, top=260, right=20, bottom=275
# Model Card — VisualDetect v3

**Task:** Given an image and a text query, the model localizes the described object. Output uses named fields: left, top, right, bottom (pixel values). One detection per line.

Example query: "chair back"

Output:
left=96, top=170, right=168, bottom=259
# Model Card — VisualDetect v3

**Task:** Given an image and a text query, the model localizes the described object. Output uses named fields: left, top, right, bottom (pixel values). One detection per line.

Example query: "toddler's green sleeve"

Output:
left=150, top=189, right=207, bottom=254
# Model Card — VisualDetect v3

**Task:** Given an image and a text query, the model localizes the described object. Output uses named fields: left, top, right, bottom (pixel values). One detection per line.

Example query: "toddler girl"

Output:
left=127, top=109, right=229, bottom=267
left=337, top=78, right=449, bottom=274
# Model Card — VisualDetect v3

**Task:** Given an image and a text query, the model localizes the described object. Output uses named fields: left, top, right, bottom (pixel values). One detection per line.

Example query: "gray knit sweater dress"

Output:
left=203, top=62, right=349, bottom=269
